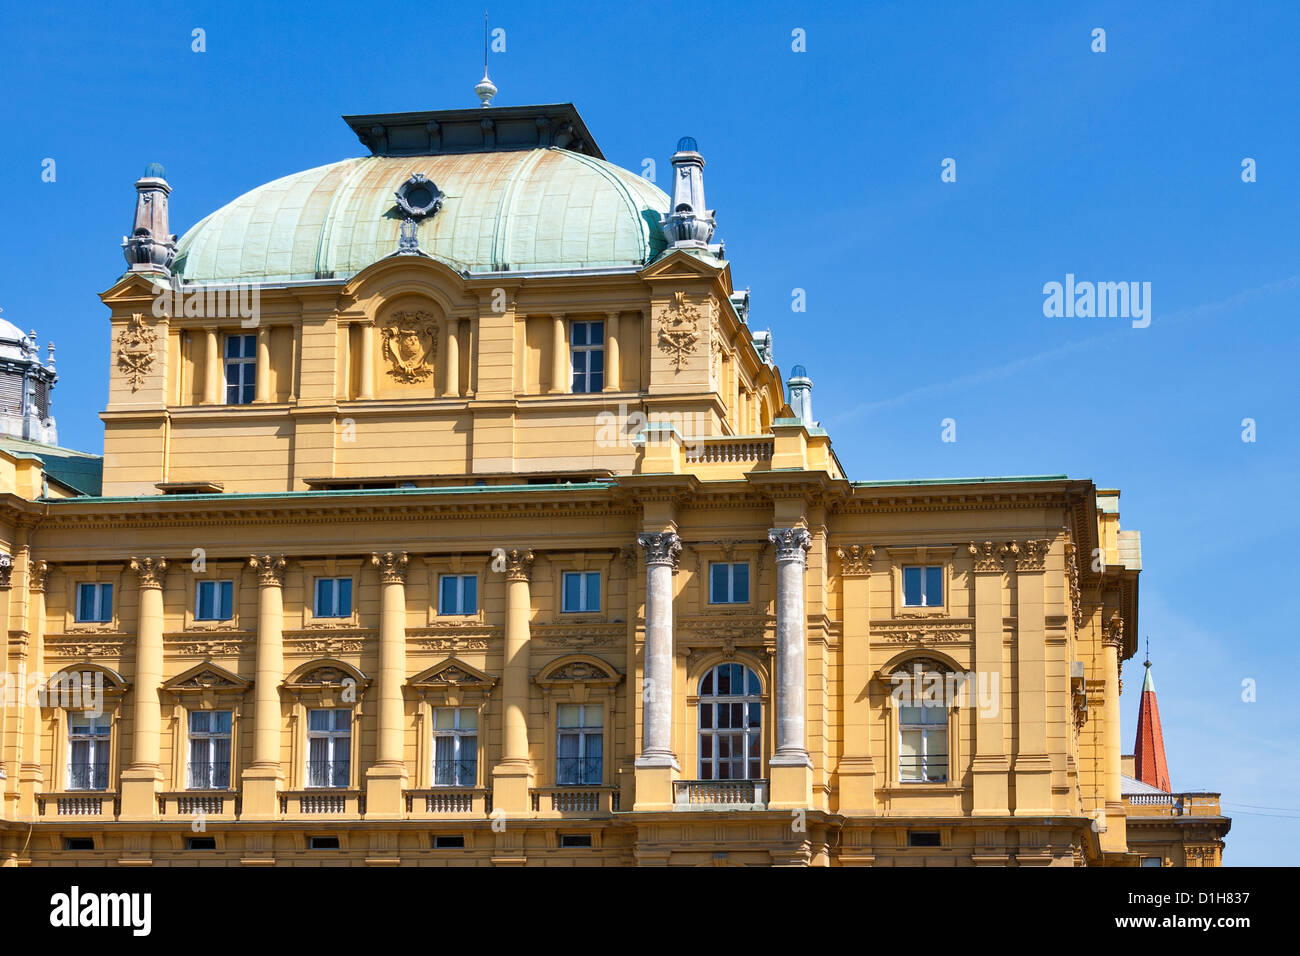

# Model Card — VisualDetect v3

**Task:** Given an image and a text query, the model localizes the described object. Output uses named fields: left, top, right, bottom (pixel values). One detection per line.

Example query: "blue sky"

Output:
left=2, top=1, right=1296, bottom=863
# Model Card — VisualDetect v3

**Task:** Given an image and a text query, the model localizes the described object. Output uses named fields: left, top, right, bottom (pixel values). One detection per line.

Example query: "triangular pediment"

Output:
left=640, top=247, right=730, bottom=284
left=408, top=657, right=496, bottom=690
left=163, top=661, right=250, bottom=693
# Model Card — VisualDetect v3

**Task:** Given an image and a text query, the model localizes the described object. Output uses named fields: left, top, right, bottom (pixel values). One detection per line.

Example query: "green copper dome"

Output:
left=173, top=148, right=670, bottom=283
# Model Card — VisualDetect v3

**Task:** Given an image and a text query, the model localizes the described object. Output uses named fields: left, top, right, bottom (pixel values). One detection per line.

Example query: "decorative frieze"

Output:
left=873, top=617, right=973, bottom=645
left=0, top=551, right=12, bottom=589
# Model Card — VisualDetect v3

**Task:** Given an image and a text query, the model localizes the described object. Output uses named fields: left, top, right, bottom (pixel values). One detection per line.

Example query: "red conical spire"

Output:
left=1133, top=645, right=1172, bottom=792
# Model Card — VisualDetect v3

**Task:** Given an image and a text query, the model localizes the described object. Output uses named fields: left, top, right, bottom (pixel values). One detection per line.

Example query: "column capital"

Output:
left=0, top=551, right=12, bottom=589
left=836, top=544, right=874, bottom=577
left=1103, top=611, right=1124, bottom=650
left=769, top=527, right=811, bottom=565
left=968, top=540, right=1009, bottom=573
left=637, top=531, right=682, bottom=568
left=248, top=554, right=287, bottom=587
left=129, top=556, right=168, bottom=590
left=503, top=548, right=535, bottom=582
left=28, top=559, right=49, bottom=592
left=371, top=550, right=409, bottom=584
left=1011, top=538, right=1051, bottom=572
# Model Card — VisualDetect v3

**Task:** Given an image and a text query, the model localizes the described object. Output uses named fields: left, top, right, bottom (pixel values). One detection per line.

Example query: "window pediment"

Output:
left=163, top=661, right=250, bottom=696
left=407, top=658, right=497, bottom=695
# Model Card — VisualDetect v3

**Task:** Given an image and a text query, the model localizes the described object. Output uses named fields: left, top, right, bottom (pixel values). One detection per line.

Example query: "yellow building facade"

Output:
left=0, top=100, right=1227, bottom=866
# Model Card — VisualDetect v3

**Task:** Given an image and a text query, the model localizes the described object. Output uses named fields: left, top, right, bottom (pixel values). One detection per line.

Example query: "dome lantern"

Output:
left=122, top=162, right=178, bottom=274
left=659, top=137, right=717, bottom=250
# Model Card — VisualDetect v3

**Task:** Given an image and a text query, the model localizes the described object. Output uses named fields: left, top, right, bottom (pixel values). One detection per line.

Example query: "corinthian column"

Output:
left=635, top=532, right=681, bottom=769
left=243, top=554, right=286, bottom=819
left=835, top=545, right=877, bottom=818
left=120, top=556, right=167, bottom=819
left=969, top=541, right=1010, bottom=816
left=768, top=528, right=813, bottom=809
left=493, top=549, right=534, bottom=814
left=1101, top=613, right=1128, bottom=852
left=367, top=551, right=409, bottom=818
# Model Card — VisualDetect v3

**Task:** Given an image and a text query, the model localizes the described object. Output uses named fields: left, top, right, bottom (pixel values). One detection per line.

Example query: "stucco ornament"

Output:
left=394, top=173, right=444, bottom=220
left=381, top=310, right=439, bottom=383
left=115, top=313, right=158, bottom=390
left=657, top=292, right=701, bottom=371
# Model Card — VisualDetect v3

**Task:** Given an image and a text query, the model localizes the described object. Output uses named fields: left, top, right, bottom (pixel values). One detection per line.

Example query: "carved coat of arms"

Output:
left=657, top=292, right=701, bottom=371
left=115, top=312, right=158, bottom=390
left=380, top=310, right=439, bottom=383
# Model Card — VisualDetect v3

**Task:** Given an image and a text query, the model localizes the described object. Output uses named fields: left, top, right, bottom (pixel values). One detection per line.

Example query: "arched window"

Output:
left=698, top=663, right=762, bottom=780
left=891, top=659, right=952, bottom=784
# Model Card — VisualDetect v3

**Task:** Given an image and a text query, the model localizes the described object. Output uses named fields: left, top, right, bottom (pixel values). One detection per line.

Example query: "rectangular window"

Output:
left=67, top=714, right=110, bottom=791
left=556, top=704, right=603, bottom=786
left=570, top=320, right=605, bottom=394
left=902, top=565, right=944, bottom=607
left=187, top=837, right=217, bottom=850
left=561, top=571, right=601, bottom=613
left=187, top=710, right=232, bottom=789
left=559, top=834, right=593, bottom=848
left=64, top=837, right=95, bottom=851
left=306, top=708, right=351, bottom=788
left=438, top=574, right=478, bottom=616
left=314, top=577, right=352, bottom=618
left=1140, top=856, right=1163, bottom=868
left=709, top=562, right=750, bottom=604
left=908, top=831, right=942, bottom=848
left=899, top=704, right=948, bottom=783
left=224, top=333, right=257, bottom=405
left=433, top=707, right=478, bottom=787
left=433, top=835, right=466, bottom=849
left=309, top=836, right=340, bottom=850
left=75, top=583, right=113, bottom=623
left=195, top=580, right=234, bottom=621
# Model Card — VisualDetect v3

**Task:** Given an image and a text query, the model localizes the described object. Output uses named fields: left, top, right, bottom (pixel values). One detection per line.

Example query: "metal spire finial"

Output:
left=475, top=12, right=497, bottom=107
left=1144, top=635, right=1150, bottom=668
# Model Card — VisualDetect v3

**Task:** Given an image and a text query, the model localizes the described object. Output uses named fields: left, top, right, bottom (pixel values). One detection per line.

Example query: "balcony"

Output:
left=404, top=788, right=491, bottom=817
left=158, top=791, right=239, bottom=818
left=37, top=792, right=119, bottom=817
left=279, top=789, right=365, bottom=816
left=530, top=786, right=619, bottom=816
left=673, top=779, right=768, bottom=809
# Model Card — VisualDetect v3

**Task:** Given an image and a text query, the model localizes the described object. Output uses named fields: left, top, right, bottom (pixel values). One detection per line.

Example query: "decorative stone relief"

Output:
left=371, top=551, right=409, bottom=583
left=503, top=549, right=534, bottom=582
left=657, top=292, right=701, bottom=371
left=129, top=556, right=168, bottom=589
left=836, top=545, right=874, bottom=577
left=115, top=313, right=158, bottom=390
left=637, top=532, right=682, bottom=568
left=1013, top=539, right=1051, bottom=572
left=968, top=541, right=1009, bottom=572
left=249, top=554, right=287, bottom=586
left=381, top=311, right=439, bottom=383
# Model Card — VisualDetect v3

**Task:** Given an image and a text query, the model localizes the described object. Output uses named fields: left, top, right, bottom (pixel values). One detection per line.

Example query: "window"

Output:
left=899, top=703, right=948, bottom=783
left=570, top=320, right=604, bottom=393
left=75, top=583, right=112, bottom=623
left=709, top=562, right=750, bottom=604
left=306, top=709, right=351, bottom=788
left=556, top=705, right=603, bottom=785
left=195, top=580, right=234, bottom=621
left=314, top=577, right=352, bottom=618
left=187, top=837, right=217, bottom=850
left=309, top=836, right=340, bottom=850
left=439, top=574, right=477, bottom=616
left=224, top=333, right=257, bottom=405
left=908, top=831, right=942, bottom=847
left=561, top=571, right=600, bottom=613
left=1140, top=856, right=1163, bottom=868
left=698, top=664, right=762, bottom=781
left=64, top=838, right=95, bottom=851
left=433, top=707, right=478, bottom=787
left=67, top=714, right=111, bottom=791
left=188, top=710, right=232, bottom=789
left=903, top=565, right=944, bottom=607
left=433, top=835, right=466, bottom=849
left=559, top=834, right=593, bottom=848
